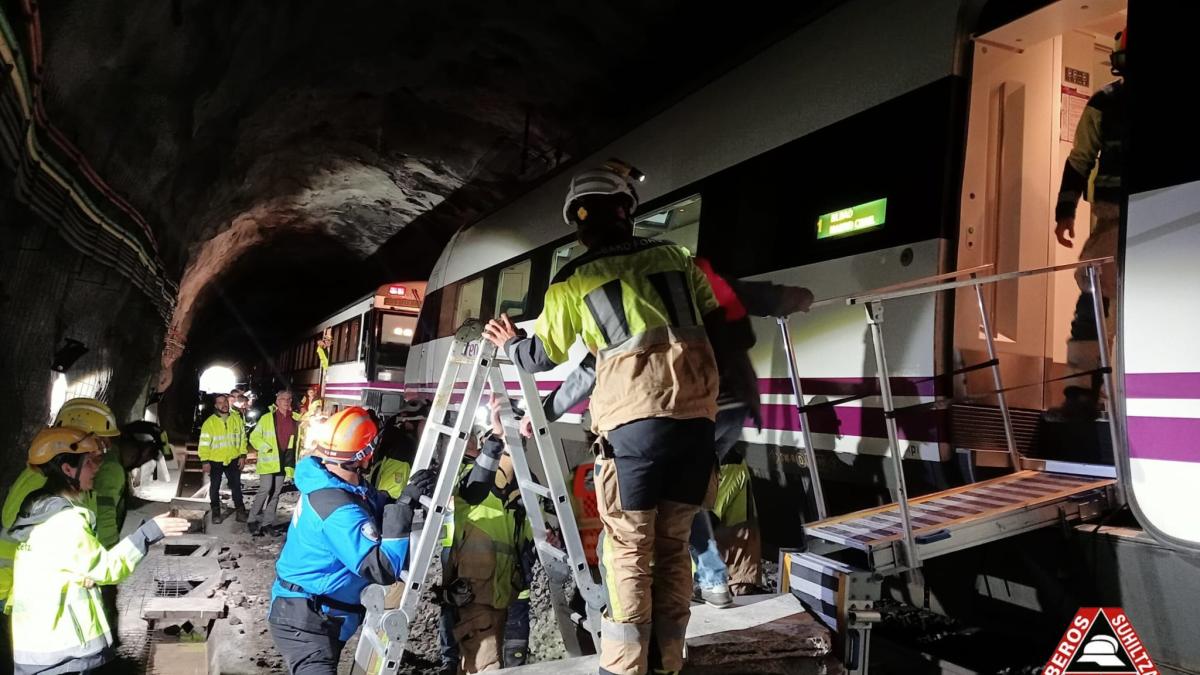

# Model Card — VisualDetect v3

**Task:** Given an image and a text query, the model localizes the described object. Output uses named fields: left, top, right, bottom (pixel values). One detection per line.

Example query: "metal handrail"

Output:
left=799, top=255, right=1122, bottom=574
left=846, top=257, right=1114, bottom=305
left=805, top=264, right=995, bottom=311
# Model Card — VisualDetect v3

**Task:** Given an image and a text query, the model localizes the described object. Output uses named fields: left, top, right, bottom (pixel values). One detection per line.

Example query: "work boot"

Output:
left=234, top=507, right=249, bottom=523
left=699, top=584, right=733, bottom=609
left=211, top=508, right=225, bottom=525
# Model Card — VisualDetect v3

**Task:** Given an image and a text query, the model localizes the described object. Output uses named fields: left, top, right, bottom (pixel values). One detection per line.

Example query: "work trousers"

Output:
left=1065, top=201, right=1120, bottom=393
left=249, top=472, right=286, bottom=527
left=596, top=417, right=715, bottom=675
left=454, top=603, right=507, bottom=673
left=207, top=460, right=245, bottom=512
left=268, top=597, right=348, bottom=675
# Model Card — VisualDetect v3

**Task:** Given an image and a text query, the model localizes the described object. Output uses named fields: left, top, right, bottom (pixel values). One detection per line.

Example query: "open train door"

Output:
left=1119, top=2, right=1200, bottom=551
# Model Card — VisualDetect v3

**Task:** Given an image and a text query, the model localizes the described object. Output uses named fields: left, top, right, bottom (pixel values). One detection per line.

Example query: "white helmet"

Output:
left=562, top=159, right=644, bottom=225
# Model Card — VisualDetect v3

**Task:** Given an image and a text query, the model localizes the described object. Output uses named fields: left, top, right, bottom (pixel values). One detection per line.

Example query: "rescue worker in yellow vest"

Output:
left=1053, top=28, right=1127, bottom=420
left=7, top=426, right=187, bottom=674
left=439, top=397, right=534, bottom=674
left=0, top=398, right=120, bottom=615
left=247, top=390, right=301, bottom=536
left=368, top=399, right=429, bottom=499
left=484, top=159, right=721, bottom=675
left=198, top=393, right=248, bottom=524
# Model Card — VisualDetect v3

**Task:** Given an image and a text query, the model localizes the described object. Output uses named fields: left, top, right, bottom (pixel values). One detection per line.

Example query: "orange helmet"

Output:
left=313, top=406, right=380, bottom=465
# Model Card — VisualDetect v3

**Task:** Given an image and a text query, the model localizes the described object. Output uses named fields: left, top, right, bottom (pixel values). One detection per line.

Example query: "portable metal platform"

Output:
left=803, top=470, right=1114, bottom=573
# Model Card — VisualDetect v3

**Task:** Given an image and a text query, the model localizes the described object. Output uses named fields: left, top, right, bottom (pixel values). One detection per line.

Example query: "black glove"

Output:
left=383, top=469, right=437, bottom=538
left=432, top=578, right=474, bottom=608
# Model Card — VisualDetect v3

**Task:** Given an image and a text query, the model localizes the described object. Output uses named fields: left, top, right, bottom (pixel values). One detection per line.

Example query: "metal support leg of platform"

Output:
left=864, top=301, right=919, bottom=570
left=778, top=316, right=828, bottom=521
left=972, top=281, right=1020, bottom=470
left=1088, top=265, right=1127, bottom=506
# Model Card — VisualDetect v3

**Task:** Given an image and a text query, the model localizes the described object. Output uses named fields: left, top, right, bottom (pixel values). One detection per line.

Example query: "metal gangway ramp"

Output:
left=776, top=258, right=1122, bottom=675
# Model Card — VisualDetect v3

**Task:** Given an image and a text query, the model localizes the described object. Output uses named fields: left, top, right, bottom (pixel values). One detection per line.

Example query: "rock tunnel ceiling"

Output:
left=17, top=0, right=828, bottom=393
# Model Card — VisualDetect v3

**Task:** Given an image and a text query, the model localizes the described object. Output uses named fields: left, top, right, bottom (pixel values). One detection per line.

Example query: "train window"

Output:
left=634, top=195, right=700, bottom=251
left=379, top=313, right=417, bottom=368
left=495, top=259, right=532, bottom=319
left=550, top=242, right=585, bottom=281
left=452, top=277, right=484, bottom=331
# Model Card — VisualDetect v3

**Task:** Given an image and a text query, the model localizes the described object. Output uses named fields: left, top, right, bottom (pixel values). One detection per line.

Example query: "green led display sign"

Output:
left=816, top=198, right=887, bottom=240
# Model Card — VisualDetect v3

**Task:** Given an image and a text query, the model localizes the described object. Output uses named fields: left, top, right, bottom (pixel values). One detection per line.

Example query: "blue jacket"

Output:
left=271, top=456, right=408, bottom=641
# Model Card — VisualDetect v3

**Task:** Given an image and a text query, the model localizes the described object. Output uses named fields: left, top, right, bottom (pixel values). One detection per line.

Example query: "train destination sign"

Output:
left=817, top=197, right=887, bottom=240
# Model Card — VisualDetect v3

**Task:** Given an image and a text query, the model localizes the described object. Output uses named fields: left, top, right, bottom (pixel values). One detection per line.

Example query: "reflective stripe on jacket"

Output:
left=10, top=495, right=150, bottom=673
left=250, top=406, right=301, bottom=475
left=198, top=412, right=246, bottom=464
left=512, top=238, right=720, bottom=432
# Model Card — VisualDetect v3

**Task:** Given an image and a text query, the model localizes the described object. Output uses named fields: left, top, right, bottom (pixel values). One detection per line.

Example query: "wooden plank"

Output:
left=142, top=596, right=227, bottom=620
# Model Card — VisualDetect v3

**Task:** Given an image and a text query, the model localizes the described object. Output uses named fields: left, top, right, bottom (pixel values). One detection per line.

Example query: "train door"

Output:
left=956, top=0, right=1126, bottom=465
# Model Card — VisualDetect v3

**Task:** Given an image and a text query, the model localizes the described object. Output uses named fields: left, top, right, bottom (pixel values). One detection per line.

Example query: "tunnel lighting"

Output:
left=198, top=365, right=239, bottom=394
left=48, top=372, right=68, bottom=423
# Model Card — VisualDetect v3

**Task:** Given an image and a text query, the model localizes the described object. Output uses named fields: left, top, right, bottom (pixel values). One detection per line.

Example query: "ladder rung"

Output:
left=536, top=540, right=569, bottom=565
left=429, top=422, right=461, bottom=438
left=418, top=495, right=434, bottom=509
left=522, top=482, right=551, bottom=499
left=449, top=354, right=474, bottom=366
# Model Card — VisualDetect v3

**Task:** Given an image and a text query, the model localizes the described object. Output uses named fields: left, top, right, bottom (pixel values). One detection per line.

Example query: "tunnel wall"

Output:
left=0, top=190, right=166, bottom=495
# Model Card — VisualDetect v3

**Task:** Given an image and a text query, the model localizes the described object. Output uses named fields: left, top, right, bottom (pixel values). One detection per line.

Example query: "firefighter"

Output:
left=1053, top=28, right=1127, bottom=419
left=247, top=389, right=301, bottom=535
left=531, top=258, right=813, bottom=605
left=268, top=406, right=435, bottom=675
left=0, top=397, right=121, bottom=613
left=198, top=393, right=248, bottom=524
left=369, top=398, right=429, bottom=499
left=439, top=396, right=535, bottom=674
left=484, top=159, right=721, bottom=675
left=7, top=426, right=187, bottom=674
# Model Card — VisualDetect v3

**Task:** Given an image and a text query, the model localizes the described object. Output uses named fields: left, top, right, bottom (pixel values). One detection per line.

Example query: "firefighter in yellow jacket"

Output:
left=198, top=393, right=248, bottom=524
left=7, top=426, right=187, bottom=674
left=0, top=398, right=120, bottom=613
left=247, top=390, right=301, bottom=535
left=485, top=159, right=720, bottom=674
left=440, top=397, right=534, bottom=673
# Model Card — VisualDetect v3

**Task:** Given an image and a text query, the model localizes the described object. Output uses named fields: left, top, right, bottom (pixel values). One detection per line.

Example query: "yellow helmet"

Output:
left=28, top=426, right=101, bottom=466
left=54, top=398, right=120, bottom=437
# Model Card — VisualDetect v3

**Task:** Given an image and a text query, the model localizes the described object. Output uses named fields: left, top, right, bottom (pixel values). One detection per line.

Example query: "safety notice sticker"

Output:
left=1042, top=607, right=1158, bottom=675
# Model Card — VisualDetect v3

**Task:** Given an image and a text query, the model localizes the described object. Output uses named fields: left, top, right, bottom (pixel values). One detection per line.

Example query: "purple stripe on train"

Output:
left=1125, top=372, right=1200, bottom=399
left=1127, top=416, right=1200, bottom=463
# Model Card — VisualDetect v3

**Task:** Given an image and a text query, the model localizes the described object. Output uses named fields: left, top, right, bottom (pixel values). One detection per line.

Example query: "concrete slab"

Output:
left=497, top=594, right=838, bottom=675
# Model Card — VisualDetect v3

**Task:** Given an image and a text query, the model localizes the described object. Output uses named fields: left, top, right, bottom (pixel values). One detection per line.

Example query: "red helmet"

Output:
left=313, top=407, right=380, bottom=464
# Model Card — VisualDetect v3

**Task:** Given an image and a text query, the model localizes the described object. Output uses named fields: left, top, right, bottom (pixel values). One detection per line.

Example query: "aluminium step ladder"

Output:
left=352, top=320, right=605, bottom=675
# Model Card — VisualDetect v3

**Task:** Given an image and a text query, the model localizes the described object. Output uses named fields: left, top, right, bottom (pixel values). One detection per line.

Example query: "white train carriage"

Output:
left=403, top=0, right=1200, bottom=671
left=275, top=281, right=426, bottom=415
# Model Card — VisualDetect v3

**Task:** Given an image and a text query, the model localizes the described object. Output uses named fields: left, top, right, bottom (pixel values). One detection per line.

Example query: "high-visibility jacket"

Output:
left=450, top=442, right=530, bottom=609
left=507, top=238, right=720, bottom=432
left=250, top=406, right=301, bottom=476
left=92, top=452, right=128, bottom=549
left=197, top=412, right=246, bottom=464
left=370, top=457, right=413, bottom=500
left=1057, top=80, right=1125, bottom=220
left=713, top=461, right=753, bottom=527
left=0, top=469, right=99, bottom=611
left=9, top=494, right=161, bottom=674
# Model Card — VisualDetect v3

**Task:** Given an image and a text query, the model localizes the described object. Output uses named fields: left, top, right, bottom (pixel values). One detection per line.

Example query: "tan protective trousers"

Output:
left=595, top=455, right=698, bottom=674
left=1066, top=202, right=1120, bottom=391
left=454, top=603, right=507, bottom=673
